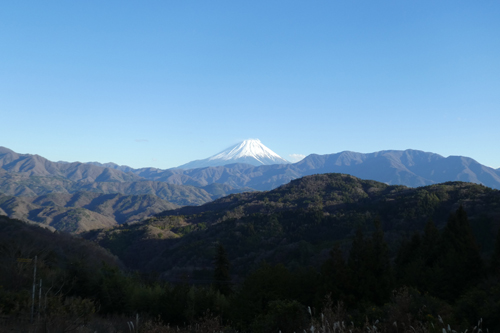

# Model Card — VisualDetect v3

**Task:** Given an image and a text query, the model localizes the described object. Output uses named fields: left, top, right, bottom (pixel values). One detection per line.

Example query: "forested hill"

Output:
left=83, top=173, right=500, bottom=280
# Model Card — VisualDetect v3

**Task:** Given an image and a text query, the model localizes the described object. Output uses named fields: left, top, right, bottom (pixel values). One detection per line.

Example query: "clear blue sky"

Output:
left=1, top=1, right=499, bottom=169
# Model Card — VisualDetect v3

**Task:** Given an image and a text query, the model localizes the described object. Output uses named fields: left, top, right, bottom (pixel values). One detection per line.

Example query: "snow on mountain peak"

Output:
left=177, top=139, right=289, bottom=169
left=209, top=139, right=284, bottom=162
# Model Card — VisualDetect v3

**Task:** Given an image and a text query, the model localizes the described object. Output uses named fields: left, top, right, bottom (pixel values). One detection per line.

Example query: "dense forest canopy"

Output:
left=84, top=174, right=500, bottom=280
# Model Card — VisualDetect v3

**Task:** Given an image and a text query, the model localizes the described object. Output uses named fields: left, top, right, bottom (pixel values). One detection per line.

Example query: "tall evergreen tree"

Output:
left=348, top=227, right=369, bottom=302
left=348, top=222, right=392, bottom=305
left=421, top=219, right=441, bottom=267
left=213, top=242, right=232, bottom=296
left=320, top=244, right=352, bottom=304
left=395, top=232, right=423, bottom=287
left=438, top=206, right=483, bottom=301
left=367, top=220, right=393, bottom=305
left=395, top=220, right=441, bottom=294
left=420, top=219, right=442, bottom=294
left=491, top=228, right=500, bottom=276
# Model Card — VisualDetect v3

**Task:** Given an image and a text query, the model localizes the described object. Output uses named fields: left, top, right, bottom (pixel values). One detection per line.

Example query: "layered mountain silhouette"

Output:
left=0, top=146, right=247, bottom=204
left=0, top=147, right=141, bottom=182
left=3, top=146, right=500, bottom=193
left=0, top=146, right=252, bottom=230
left=103, top=149, right=500, bottom=191
left=2, top=145, right=500, bottom=233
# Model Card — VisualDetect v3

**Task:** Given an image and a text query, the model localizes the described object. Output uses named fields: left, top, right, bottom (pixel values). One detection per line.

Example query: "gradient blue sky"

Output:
left=1, top=1, right=499, bottom=169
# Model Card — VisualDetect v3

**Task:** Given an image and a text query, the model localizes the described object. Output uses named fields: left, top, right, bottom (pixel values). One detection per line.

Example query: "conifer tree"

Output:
left=348, top=227, right=370, bottom=302
left=421, top=219, right=440, bottom=267
left=438, top=206, right=483, bottom=301
left=491, top=228, right=500, bottom=276
left=213, top=242, right=232, bottom=296
left=368, top=220, right=392, bottom=305
left=395, top=220, right=441, bottom=294
left=348, top=228, right=366, bottom=269
left=348, top=222, right=392, bottom=305
left=321, top=244, right=351, bottom=304
left=420, top=219, right=442, bottom=293
left=395, top=232, right=422, bottom=286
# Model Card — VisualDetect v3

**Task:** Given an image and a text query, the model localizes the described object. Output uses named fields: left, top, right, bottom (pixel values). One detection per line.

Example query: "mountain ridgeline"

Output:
left=2, top=145, right=500, bottom=233
left=83, top=173, right=500, bottom=281
left=105, top=149, right=500, bottom=191
left=0, top=146, right=253, bottom=230
left=0, top=146, right=243, bottom=203
left=3, top=146, right=500, bottom=193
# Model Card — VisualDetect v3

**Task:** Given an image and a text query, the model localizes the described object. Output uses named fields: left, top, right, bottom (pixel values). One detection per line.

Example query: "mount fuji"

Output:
left=177, top=139, right=290, bottom=169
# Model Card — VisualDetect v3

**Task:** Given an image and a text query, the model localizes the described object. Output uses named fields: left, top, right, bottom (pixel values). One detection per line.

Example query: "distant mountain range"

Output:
left=98, top=149, right=500, bottom=191
left=0, top=147, right=143, bottom=182
left=0, top=146, right=251, bottom=230
left=177, top=139, right=289, bottom=169
left=2, top=144, right=500, bottom=232
left=0, top=146, right=245, bottom=203
left=3, top=146, right=500, bottom=194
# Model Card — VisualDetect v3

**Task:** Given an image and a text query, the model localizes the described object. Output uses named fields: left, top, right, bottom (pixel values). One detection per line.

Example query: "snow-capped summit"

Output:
left=177, top=139, right=290, bottom=169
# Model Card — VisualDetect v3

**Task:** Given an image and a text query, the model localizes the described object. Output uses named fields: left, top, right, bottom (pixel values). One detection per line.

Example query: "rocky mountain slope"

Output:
left=0, top=146, right=255, bottom=231
left=0, top=191, right=178, bottom=232
left=0, top=172, right=214, bottom=205
left=0, top=146, right=247, bottom=205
